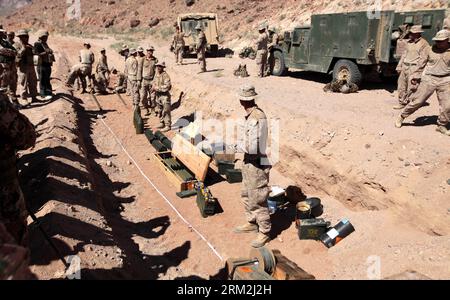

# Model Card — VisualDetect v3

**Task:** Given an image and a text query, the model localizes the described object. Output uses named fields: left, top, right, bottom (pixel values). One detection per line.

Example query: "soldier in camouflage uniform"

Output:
left=0, top=90, right=36, bottom=247
left=140, top=46, right=158, bottom=116
left=266, top=27, right=279, bottom=76
left=126, top=48, right=140, bottom=107
left=233, top=85, right=272, bottom=248
left=0, top=221, right=34, bottom=280
left=152, top=62, right=172, bottom=132
left=136, top=46, right=145, bottom=106
left=14, top=30, right=38, bottom=103
left=255, top=25, right=269, bottom=78
left=94, top=48, right=109, bottom=94
left=396, top=30, right=450, bottom=136
left=394, top=25, right=430, bottom=110
left=6, top=32, right=17, bottom=102
left=172, top=26, right=186, bottom=65
left=119, top=44, right=130, bottom=96
left=0, top=28, right=19, bottom=108
left=66, top=42, right=95, bottom=94
left=34, top=30, right=55, bottom=100
left=195, top=24, right=207, bottom=73
left=111, top=67, right=127, bottom=93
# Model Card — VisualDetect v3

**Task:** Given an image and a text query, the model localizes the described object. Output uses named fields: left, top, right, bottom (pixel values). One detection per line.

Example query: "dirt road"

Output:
left=19, top=34, right=450, bottom=280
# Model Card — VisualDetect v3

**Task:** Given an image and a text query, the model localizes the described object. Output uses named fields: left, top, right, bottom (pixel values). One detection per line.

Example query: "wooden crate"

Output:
left=272, top=250, right=315, bottom=280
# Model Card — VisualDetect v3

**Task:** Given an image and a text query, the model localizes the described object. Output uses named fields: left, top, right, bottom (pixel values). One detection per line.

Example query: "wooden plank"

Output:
left=272, top=250, right=315, bottom=280
left=172, top=134, right=211, bottom=181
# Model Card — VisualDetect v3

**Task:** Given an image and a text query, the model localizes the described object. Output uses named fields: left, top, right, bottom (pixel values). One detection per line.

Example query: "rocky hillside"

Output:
left=1, top=0, right=448, bottom=47
left=0, top=0, right=31, bottom=16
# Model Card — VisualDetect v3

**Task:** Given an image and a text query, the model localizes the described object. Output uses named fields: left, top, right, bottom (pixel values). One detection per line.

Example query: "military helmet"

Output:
left=16, top=29, right=28, bottom=37
left=156, top=61, right=166, bottom=68
left=238, top=85, right=258, bottom=101
left=146, top=45, right=155, bottom=51
left=433, top=30, right=449, bottom=41
left=38, top=30, right=49, bottom=37
left=195, top=24, right=202, bottom=30
left=409, top=25, right=424, bottom=34
left=137, top=46, right=144, bottom=52
left=121, top=44, right=129, bottom=50
left=258, top=24, right=266, bottom=31
left=100, top=48, right=106, bottom=52
left=129, top=48, right=137, bottom=55
left=84, top=42, right=91, bottom=46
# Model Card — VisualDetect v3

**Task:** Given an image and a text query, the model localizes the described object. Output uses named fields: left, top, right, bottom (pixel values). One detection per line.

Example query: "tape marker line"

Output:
left=99, top=118, right=224, bottom=262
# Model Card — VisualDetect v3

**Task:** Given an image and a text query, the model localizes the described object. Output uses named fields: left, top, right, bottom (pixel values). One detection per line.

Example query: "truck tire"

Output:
left=333, top=59, right=362, bottom=86
left=272, top=51, right=287, bottom=76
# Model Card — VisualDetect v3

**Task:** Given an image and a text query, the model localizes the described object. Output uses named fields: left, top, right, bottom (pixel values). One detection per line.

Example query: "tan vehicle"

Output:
left=177, top=13, right=220, bottom=54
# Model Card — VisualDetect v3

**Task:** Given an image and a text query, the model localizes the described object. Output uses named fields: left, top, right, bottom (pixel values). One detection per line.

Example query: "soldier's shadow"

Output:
left=404, top=115, right=438, bottom=127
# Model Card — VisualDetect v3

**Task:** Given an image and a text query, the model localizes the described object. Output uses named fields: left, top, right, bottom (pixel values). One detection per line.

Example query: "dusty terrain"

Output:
left=2, top=0, right=449, bottom=280
left=11, top=29, right=449, bottom=280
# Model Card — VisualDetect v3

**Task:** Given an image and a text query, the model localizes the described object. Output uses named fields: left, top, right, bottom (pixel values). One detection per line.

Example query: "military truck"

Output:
left=271, top=9, right=446, bottom=86
left=177, top=13, right=220, bottom=54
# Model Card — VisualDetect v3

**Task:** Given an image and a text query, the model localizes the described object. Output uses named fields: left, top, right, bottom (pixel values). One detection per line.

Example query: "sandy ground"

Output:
left=17, top=33, right=450, bottom=280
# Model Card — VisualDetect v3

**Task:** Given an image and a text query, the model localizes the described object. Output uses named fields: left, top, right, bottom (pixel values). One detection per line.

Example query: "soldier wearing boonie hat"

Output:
left=14, top=29, right=38, bottom=103
left=396, top=30, right=450, bottom=136
left=126, top=48, right=140, bottom=106
left=141, top=45, right=158, bottom=116
left=151, top=61, right=172, bottom=132
left=394, top=24, right=429, bottom=110
left=33, top=29, right=54, bottom=99
left=233, top=84, right=272, bottom=248
left=255, top=24, right=269, bottom=77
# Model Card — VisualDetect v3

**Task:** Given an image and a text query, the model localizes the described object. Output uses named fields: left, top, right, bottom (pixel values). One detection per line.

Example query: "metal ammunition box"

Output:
left=217, top=160, right=235, bottom=175
left=196, top=189, right=217, bottom=218
left=225, top=169, right=243, bottom=183
left=298, top=218, right=330, bottom=240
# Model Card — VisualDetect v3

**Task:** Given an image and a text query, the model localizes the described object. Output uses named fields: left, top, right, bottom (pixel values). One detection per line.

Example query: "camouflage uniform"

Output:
left=0, top=91, right=36, bottom=246
left=396, top=35, right=430, bottom=107
left=152, top=64, right=172, bottom=131
left=14, top=32, right=38, bottom=101
left=6, top=34, right=17, bottom=101
left=34, top=34, right=55, bottom=97
left=196, top=28, right=207, bottom=72
left=95, top=50, right=109, bottom=93
left=125, top=51, right=140, bottom=107
left=67, top=47, right=95, bottom=92
left=0, top=222, right=34, bottom=280
left=136, top=49, right=145, bottom=105
left=266, top=29, right=279, bottom=75
left=0, top=36, right=18, bottom=103
left=141, top=52, right=158, bottom=115
left=119, top=46, right=130, bottom=95
left=400, top=34, right=450, bottom=131
left=172, top=31, right=185, bottom=65
left=255, top=29, right=269, bottom=77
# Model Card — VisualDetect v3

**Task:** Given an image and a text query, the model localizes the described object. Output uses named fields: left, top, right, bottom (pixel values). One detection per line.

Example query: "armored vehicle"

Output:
left=271, top=9, right=446, bottom=86
left=177, top=13, right=220, bottom=54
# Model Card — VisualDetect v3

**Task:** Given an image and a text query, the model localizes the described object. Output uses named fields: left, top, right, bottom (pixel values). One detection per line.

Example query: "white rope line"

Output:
left=99, top=118, right=224, bottom=262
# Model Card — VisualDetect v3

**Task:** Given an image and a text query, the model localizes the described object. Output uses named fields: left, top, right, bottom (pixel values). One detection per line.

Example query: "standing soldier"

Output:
left=14, top=30, right=38, bottom=104
left=119, top=44, right=130, bottom=96
left=266, top=27, right=279, bottom=76
left=195, top=24, right=207, bottom=73
left=233, top=85, right=272, bottom=248
left=136, top=46, right=145, bottom=106
left=0, top=28, right=18, bottom=108
left=33, top=30, right=55, bottom=100
left=255, top=25, right=269, bottom=78
left=152, top=62, right=172, bottom=132
left=96, top=48, right=109, bottom=87
left=0, top=90, right=36, bottom=247
left=141, top=46, right=158, bottom=116
left=172, top=26, right=186, bottom=65
left=394, top=25, right=430, bottom=110
left=126, top=48, right=140, bottom=108
left=395, top=30, right=450, bottom=136
left=6, top=32, right=17, bottom=102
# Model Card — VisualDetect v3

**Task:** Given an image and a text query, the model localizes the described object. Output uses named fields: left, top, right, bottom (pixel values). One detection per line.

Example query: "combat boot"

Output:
left=436, top=125, right=450, bottom=136
left=393, top=103, right=406, bottom=110
left=233, top=222, right=258, bottom=234
left=250, top=232, right=271, bottom=248
left=395, top=115, right=404, bottom=128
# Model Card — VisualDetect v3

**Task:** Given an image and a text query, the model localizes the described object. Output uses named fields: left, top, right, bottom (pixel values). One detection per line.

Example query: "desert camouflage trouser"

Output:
left=18, top=65, right=38, bottom=99
left=241, top=162, right=271, bottom=234
left=0, top=62, right=17, bottom=100
left=131, top=80, right=141, bottom=107
left=197, top=48, right=206, bottom=72
left=141, top=79, right=157, bottom=112
left=397, top=66, right=419, bottom=105
left=156, top=91, right=171, bottom=126
left=175, top=46, right=183, bottom=64
left=0, top=179, right=28, bottom=247
left=401, top=78, right=450, bottom=127
left=256, top=50, right=268, bottom=77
